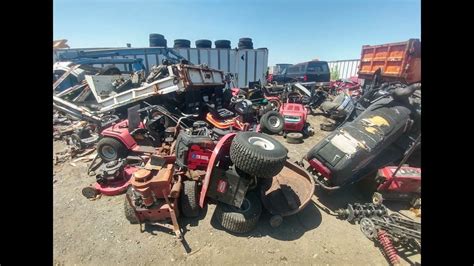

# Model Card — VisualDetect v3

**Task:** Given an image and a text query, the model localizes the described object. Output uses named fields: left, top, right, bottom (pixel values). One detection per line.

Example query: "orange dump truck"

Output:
left=358, top=39, right=421, bottom=85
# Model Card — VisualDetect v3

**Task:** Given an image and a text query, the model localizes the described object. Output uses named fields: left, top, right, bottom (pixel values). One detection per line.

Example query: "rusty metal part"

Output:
left=133, top=169, right=152, bottom=182
left=169, top=175, right=182, bottom=198
left=186, top=169, right=206, bottom=181
left=177, top=64, right=225, bottom=89
left=260, top=160, right=315, bottom=217
left=163, top=190, right=182, bottom=241
left=130, top=164, right=174, bottom=205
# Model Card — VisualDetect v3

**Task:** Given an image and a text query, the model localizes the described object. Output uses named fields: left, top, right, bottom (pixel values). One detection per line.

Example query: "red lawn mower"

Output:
left=96, top=104, right=195, bottom=162
left=204, top=91, right=279, bottom=138
left=84, top=104, right=194, bottom=198
left=371, top=134, right=421, bottom=208
left=259, top=102, right=314, bottom=143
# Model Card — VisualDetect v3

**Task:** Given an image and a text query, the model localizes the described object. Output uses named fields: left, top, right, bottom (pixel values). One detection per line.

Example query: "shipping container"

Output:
left=54, top=47, right=268, bottom=88
left=358, top=39, right=421, bottom=84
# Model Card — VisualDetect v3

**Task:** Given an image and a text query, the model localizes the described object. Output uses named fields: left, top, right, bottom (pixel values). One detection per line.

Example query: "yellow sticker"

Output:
left=365, top=127, right=377, bottom=134
left=367, top=116, right=389, bottom=127
left=362, top=116, right=389, bottom=134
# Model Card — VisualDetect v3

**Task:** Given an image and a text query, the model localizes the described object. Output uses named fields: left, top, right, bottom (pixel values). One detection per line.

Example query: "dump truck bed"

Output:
left=358, top=39, right=421, bottom=84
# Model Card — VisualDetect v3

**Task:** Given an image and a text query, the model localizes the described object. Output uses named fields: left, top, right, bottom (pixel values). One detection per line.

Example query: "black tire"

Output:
left=215, top=40, right=231, bottom=48
left=260, top=111, right=284, bottom=134
left=230, top=132, right=287, bottom=179
left=286, top=132, right=303, bottom=144
left=320, top=121, right=337, bottom=131
left=124, top=187, right=140, bottom=224
left=70, top=133, right=85, bottom=150
left=180, top=180, right=200, bottom=217
left=97, top=137, right=128, bottom=162
left=174, top=39, right=191, bottom=48
left=214, top=191, right=262, bottom=234
left=238, top=39, right=254, bottom=49
left=195, top=39, right=212, bottom=48
left=100, top=65, right=121, bottom=75
left=239, top=38, right=252, bottom=43
left=150, top=36, right=167, bottom=47
left=238, top=43, right=254, bottom=49
left=238, top=41, right=253, bottom=46
left=149, top=33, right=165, bottom=39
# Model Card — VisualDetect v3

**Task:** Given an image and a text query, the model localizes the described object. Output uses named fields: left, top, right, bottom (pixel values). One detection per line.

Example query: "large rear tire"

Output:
left=230, top=132, right=287, bottom=179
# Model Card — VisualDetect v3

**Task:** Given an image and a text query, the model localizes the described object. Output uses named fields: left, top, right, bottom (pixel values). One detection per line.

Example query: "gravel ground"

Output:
left=53, top=115, right=420, bottom=265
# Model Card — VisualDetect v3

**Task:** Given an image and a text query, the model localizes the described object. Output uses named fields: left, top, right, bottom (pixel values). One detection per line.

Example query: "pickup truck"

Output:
left=271, top=60, right=330, bottom=85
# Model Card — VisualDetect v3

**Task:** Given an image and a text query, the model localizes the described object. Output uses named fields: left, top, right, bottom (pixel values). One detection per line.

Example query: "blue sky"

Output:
left=53, top=0, right=420, bottom=65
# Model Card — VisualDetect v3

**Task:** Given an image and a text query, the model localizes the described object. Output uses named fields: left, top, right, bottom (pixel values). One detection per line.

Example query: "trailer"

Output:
left=54, top=46, right=269, bottom=88
left=358, top=39, right=421, bottom=85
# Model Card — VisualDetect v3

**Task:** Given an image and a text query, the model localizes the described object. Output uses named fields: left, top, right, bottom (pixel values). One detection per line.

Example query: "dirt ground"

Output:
left=53, top=115, right=421, bottom=265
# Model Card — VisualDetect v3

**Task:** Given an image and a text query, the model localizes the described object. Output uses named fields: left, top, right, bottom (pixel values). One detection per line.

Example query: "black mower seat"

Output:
left=207, top=103, right=235, bottom=119
left=320, top=93, right=346, bottom=112
left=262, top=85, right=285, bottom=96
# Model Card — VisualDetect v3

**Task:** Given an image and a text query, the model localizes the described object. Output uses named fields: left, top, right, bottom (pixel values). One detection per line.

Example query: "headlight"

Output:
left=284, top=115, right=301, bottom=122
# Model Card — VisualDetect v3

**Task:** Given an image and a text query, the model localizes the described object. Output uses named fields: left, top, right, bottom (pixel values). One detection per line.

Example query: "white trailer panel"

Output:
left=54, top=47, right=268, bottom=88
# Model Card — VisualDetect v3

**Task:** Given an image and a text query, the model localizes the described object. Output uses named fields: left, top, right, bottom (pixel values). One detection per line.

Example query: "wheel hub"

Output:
left=268, top=116, right=281, bottom=128
left=248, top=136, right=275, bottom=150
left=101, top=145, right=117, bottom=160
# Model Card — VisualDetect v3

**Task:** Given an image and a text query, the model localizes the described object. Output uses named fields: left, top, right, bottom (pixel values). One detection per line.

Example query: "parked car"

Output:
left=271, top=60, right=330, bottom=84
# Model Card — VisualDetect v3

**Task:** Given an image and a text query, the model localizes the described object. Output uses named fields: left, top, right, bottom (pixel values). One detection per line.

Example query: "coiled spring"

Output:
left=377, top=229, right=400, bottom=266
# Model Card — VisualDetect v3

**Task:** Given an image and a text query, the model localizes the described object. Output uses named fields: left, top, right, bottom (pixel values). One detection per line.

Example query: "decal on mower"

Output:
left=362, top=116, right=390, bottom=135
left=191, top=153, right=209, bottom=161
left=216, top=180, right=228, bottom=193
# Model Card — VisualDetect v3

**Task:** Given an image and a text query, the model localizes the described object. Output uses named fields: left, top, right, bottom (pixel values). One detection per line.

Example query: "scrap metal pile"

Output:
left=53, top=54, right=421, bottom=262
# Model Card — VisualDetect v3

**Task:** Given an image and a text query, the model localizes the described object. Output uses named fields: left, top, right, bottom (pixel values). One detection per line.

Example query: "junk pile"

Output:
left=53, top=46, right=421, bottom=259
left=335, top=203, right=421, bottom=265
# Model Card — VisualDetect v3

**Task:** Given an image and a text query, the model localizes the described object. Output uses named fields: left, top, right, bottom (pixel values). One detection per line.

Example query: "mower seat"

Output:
left=320, top=93, right=346, bottom=113
left=206, top=103, right=235, bottom=120
left=262, top=85, right=285, bottom=96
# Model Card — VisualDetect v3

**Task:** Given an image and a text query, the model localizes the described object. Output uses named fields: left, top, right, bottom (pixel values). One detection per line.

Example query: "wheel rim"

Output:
left=360, top=218, right=376, bottom=238
left=270, top=100, right=280, bottom=110
left=248, top=136, right=275, bottom=150
left=268, top=116, right=281, bottom=128
left=101, top=145, right=117, bottom=160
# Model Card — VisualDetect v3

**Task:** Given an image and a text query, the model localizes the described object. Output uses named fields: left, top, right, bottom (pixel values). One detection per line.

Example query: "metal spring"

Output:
left=377, top=229, right=400, bottom=266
